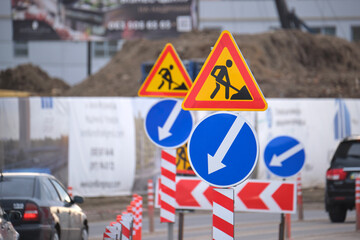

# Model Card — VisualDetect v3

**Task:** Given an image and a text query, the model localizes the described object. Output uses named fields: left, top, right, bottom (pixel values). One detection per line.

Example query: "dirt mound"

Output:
left=65, top=29, right=360, bottom=98
left=0, top=64, right=70, bottom=95
left=2, top=30, right=359, bottom=98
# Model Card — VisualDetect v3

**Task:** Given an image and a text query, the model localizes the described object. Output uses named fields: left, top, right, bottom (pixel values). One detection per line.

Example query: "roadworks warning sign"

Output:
left=182, top=31, right=267, bottom=111
left=138, top=43, right=192, bottom=98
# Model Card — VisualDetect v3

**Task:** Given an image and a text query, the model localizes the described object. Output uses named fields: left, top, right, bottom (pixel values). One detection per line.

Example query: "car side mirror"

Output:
left=73, top=196, right=84, bottom=204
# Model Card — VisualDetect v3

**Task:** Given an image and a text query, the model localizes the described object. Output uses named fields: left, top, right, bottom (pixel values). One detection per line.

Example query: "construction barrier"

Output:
left=132, top=194, right=143, bottom=240
left=212, top=188, right=234, bottom=240
left=103, top=223, right=121, bottom=240
left=356, top=176, right=360, bottom=231
left=120, top=213, right=133, bottom=240
left=160, top=149, right=176, bottom=223
left=147, top=179, right=155, bottom=232
left=285, top=213, right=291, bottom=240
left=297, top=173, right=303, bottom=221
left=102, top=194, right=143, bottom=239
left=67, top=186, right=73, bottom=198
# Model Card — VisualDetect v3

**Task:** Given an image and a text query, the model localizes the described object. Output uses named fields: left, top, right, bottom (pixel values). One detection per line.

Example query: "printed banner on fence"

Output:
left=68, top=98, right=136, bottom=196
left=257, top=98, right=360, bottom=187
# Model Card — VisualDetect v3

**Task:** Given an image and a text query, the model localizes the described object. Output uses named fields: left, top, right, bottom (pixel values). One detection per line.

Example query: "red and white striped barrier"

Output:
left=103, top=222, right=121, bottom=240
left=138, top=196, right=143, bottom=239
left=356, top=176, right=360, bottom=231
left=297, top=172, right=303, bottom=220
left=67, top=186, right=73, bottom=198
left=103, top=195, right=144, bottom=240
left=160, top=149, right=176, bottom=223
left=148, top=179, right=154, bottom=209
left=155, top=177, right=296, bottom=213
left=285, top=213, right=291, bottom=239
left=212, top=188, right=234, bottom=240
left=148, top=179, right=155, bottom=232
left=120, top=212, right=133, bottom=240
left=132, top=194, right=143, bottom=240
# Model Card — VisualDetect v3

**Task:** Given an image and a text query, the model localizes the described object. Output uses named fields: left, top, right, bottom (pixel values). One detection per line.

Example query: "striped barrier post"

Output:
left=148, top=179, right=155, bottom=233
left=212, top=188, right=234, bottom=240
left=121, top=212, right=133, bottom=240
left=356, top=176, right=360, bottom=231
left=103, top=227, right=115, bottom=240
left=67, top=186, right=73, bottom=198
left=126, top=205, right=134, bottom=236
left=285, top=213, right=291, bottom=240
left=132, top=195, right=143, bottom=240
left=131, top=201, right=137, bottom=238
left=297, top=173, right=303, bottom=221
left=137, top=196, right=143, bottom=240
left=111, top=222, right=122, bottom=239
left=160, top=149, right=176, bottom=223
left=103, top=223, right=121, bottom=240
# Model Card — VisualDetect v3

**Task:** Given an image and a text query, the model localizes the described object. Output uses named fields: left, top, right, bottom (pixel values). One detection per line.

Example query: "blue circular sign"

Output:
left=145, top=99, right=193, bottom=149
left=264, top=136, right=305, bottom=178
left=188, top=112, right=259, bottom=188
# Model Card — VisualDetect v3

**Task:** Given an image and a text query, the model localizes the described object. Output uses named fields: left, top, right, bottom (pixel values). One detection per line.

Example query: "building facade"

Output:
left=1, top=0, right=359, bottom=86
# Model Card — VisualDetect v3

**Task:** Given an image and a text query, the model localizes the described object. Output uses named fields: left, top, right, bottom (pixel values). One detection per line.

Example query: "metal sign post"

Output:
left=212, top=188, right=234, bottom=240
left=187, top=112, right=259, bottom=240
left=178, top=211, right=184, bottom=240
left=264, top=136, right=305, bottom=240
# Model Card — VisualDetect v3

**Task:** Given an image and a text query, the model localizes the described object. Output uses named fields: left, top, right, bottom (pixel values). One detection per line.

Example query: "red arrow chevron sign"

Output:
left=155, top=177, right=296, bottom=213
left=235, top=180, right=296, bottom=213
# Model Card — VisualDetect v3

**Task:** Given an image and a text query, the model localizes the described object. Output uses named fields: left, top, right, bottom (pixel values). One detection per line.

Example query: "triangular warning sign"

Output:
left=182, top=31, right=268, bottom=111
left=138, top=43, right=192, bottom=98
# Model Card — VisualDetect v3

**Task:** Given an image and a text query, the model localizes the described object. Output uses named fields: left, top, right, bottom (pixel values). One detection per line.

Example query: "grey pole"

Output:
left=168, top=222, right=174, bottom=240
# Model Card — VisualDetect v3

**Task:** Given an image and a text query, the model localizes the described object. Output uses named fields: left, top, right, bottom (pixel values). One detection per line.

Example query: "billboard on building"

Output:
left=11, top=0, right=196, bottom=41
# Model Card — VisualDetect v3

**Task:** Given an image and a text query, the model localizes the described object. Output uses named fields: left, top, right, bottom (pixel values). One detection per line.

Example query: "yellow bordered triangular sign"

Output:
left=138, top=43, right=192, bottom=98
left=182, top=31, right=267, bottom=111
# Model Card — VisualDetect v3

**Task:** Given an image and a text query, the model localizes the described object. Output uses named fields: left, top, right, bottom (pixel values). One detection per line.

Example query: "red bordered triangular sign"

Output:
left=182, top=31, right=267, bottom=111
left=138, top=43, right=192, bottom=98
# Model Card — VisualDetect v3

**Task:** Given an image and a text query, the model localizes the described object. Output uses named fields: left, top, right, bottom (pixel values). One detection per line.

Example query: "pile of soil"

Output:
left=0, top=64, right=70, bottom=95
left=65, top=29, right=360, bottom=98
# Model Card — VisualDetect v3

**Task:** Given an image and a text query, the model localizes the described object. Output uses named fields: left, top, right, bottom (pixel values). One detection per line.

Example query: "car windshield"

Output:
left=0, top=176, right=35, bottom=198
left=332, top=141, right=360, bottom=167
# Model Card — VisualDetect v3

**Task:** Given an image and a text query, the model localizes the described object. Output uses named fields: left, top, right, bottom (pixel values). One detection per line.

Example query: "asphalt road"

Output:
left=89, top=206, right=360, bottom=240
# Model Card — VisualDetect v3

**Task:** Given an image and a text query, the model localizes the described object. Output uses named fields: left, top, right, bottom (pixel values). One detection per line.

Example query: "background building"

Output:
left=1, top=0, right=359, bottom=86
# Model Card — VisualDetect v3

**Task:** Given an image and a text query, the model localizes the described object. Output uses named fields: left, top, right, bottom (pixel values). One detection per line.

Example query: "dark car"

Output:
left=0, top=173, right=88, bottom=240
left=325, top=136, right=360, bottom=222
left=0, top=206, right=19, bottom=240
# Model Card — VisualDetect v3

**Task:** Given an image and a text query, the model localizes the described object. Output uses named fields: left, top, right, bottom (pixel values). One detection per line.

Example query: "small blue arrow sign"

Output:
left=188, top=112, right=259, bottom=188
left=264, top=136, right=305, bottom=178
left=145, top=99, right=193, bottom=149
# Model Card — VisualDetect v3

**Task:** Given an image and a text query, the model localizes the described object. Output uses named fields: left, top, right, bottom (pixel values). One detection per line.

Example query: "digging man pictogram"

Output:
left=210, top=59, right=252, bottom=100
left=158, top=65, right=188, bottom=91
left=158, top=65, right=174, bottom=90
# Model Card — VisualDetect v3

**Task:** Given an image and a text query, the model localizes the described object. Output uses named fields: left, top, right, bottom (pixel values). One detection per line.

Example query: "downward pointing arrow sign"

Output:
left=269, top=143, right=304, bottom=167
left=207, top=115, right=245, bottom=174
left=158, top=101, right=182, bottom=141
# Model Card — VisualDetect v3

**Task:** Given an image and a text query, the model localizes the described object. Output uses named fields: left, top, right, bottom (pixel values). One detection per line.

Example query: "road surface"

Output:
left=89, top=206, right=360, bottom=239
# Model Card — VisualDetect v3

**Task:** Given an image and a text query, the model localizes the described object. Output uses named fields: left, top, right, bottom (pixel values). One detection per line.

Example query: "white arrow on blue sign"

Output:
left=145, top=99, right=193, bottom=149
left=188, top=112, right=259, bottom=188
left=264, top=136, right=305, bottom=178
